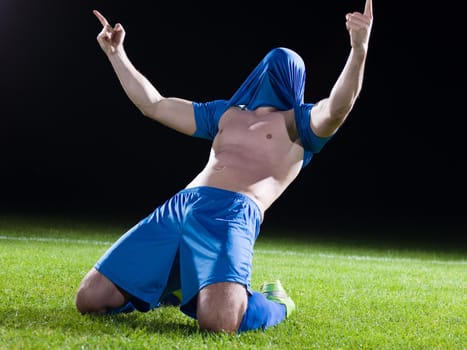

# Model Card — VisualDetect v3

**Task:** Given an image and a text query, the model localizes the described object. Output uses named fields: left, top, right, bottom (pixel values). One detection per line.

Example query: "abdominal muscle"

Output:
left=187, top=107, right=303, bottom=215
left=187, top=137, right=308, bottom=215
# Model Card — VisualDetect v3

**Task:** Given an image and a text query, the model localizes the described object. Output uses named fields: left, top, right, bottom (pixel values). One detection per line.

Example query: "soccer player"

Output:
left=75, top=0, right=373, bottom=333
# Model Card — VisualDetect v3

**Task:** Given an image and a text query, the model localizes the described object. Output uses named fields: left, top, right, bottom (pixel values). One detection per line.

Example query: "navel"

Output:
left=266, top=133, right=272, bottom=139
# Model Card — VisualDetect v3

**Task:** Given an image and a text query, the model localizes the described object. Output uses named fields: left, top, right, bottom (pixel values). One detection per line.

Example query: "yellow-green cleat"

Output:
left=160, top=289, right=182, bottom=306
left=261, top=280, right=296, bottom=317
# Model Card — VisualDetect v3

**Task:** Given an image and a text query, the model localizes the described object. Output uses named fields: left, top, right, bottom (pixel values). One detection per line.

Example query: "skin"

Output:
left=76, top=1, right=373, bottom=333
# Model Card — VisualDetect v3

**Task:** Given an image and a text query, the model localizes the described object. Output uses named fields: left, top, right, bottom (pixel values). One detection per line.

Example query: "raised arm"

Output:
left=93, top=10, right=196, bottom=135
left=310, top=0, right=373, bottom=137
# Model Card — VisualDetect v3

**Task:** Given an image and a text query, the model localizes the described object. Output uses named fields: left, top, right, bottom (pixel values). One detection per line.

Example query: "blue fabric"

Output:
left=228, top=47, right=305, bottom=110
left=106, top=301, right=137, bottom=315
left=192, top=47, right=332, bottom=167
left=94, top=186, right=261, bottom=315
left=192, top=100, right=229, bottom=140
left=238, top=292, right=287, bottom=333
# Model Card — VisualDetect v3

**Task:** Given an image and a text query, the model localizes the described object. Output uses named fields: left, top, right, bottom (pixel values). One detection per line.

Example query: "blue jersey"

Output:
left=191, top=47, right=332, bottom=167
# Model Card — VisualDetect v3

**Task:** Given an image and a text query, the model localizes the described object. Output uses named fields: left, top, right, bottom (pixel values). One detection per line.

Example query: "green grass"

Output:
left=0, top=215, right=466, bottom=349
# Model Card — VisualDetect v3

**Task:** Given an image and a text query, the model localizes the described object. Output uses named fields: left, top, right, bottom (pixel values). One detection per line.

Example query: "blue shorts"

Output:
left=94, top=186, right=262, bottom=317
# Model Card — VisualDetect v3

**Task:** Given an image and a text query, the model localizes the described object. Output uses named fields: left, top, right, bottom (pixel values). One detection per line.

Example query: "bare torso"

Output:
left=186, top=106, right=306, bottom=217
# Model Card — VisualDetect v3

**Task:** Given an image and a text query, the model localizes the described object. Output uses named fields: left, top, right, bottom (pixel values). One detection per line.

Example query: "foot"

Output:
left=106, top=301, right=136, bottom=315
left=160, top=289, right=182, bottom=306
left=261, top=280, right=296, bottom=317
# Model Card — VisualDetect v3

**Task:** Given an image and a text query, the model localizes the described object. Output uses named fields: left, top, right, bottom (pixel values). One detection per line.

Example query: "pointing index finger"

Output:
left=93, top=10, right=110, bottom=27
left=364, top=0, right=373, bottom=17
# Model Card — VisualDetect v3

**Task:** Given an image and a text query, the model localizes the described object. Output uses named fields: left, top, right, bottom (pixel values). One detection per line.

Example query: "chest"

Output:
left=216, top=108, right=298, bottom=143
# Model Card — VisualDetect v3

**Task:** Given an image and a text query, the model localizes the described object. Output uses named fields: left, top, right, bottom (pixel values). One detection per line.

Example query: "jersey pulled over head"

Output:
left=228, top=47, right=306, bottom=111
left=192, top=47, right=332, bottom=168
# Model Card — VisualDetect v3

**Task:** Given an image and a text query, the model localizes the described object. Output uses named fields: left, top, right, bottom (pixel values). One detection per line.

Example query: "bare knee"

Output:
left=75, top=268, right=127, bottom=314
left=196, top=282, right=247, bottom=333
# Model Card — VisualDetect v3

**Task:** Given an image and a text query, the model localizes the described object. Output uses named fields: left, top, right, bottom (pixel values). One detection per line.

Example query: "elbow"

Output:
left=138, top=106, right=151, bottom=118
left=136, top=100, right=161, bottom=119
left=328, top=87, right=361, bottom=120
left=328, top=92, right=361, bottom=121
left=329, top=104, right=353, bottom=123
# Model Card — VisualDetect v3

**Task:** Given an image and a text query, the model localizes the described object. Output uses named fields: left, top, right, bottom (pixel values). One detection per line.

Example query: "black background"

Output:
left=1, top=1, right=465, bottom=241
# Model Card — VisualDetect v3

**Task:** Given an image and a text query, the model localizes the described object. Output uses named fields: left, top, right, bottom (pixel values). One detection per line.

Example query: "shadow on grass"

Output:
left=0, top=306, right=200, bottom=336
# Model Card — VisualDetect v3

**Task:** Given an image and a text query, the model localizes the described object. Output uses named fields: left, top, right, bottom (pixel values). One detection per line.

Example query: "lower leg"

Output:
left=238, top=292, right=286, bottom=332
left=238, top=280, right=295, bottom=333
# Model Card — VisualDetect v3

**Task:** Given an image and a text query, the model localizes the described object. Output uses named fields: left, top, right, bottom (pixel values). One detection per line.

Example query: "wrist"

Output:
left=107, top=46, right=126, bottom=60
left=351, top=45, right=367, bottom=59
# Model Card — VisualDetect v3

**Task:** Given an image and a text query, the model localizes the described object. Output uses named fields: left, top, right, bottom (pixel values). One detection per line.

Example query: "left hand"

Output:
left=345, top=0, right=373, bottom=51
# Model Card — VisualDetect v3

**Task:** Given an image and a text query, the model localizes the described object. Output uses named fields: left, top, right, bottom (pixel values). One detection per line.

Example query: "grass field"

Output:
left=0, top=214, right=466, bottom=349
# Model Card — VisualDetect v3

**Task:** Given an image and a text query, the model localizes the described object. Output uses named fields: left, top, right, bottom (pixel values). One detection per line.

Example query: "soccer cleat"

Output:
left=261, top=280, right=296, bottom=317
left=106, top=301, right=136, bottom=315
left=160, top=289, right=182, bottom=306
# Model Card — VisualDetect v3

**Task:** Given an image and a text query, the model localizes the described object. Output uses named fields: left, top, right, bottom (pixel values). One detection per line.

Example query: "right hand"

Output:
left=93, top=10, right=125, bottom=55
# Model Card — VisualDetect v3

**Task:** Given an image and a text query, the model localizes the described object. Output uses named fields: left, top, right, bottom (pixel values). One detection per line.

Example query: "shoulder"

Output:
left=192, top=100, right=230, bottom=139
left=295, top=103, right=333, bottom=154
